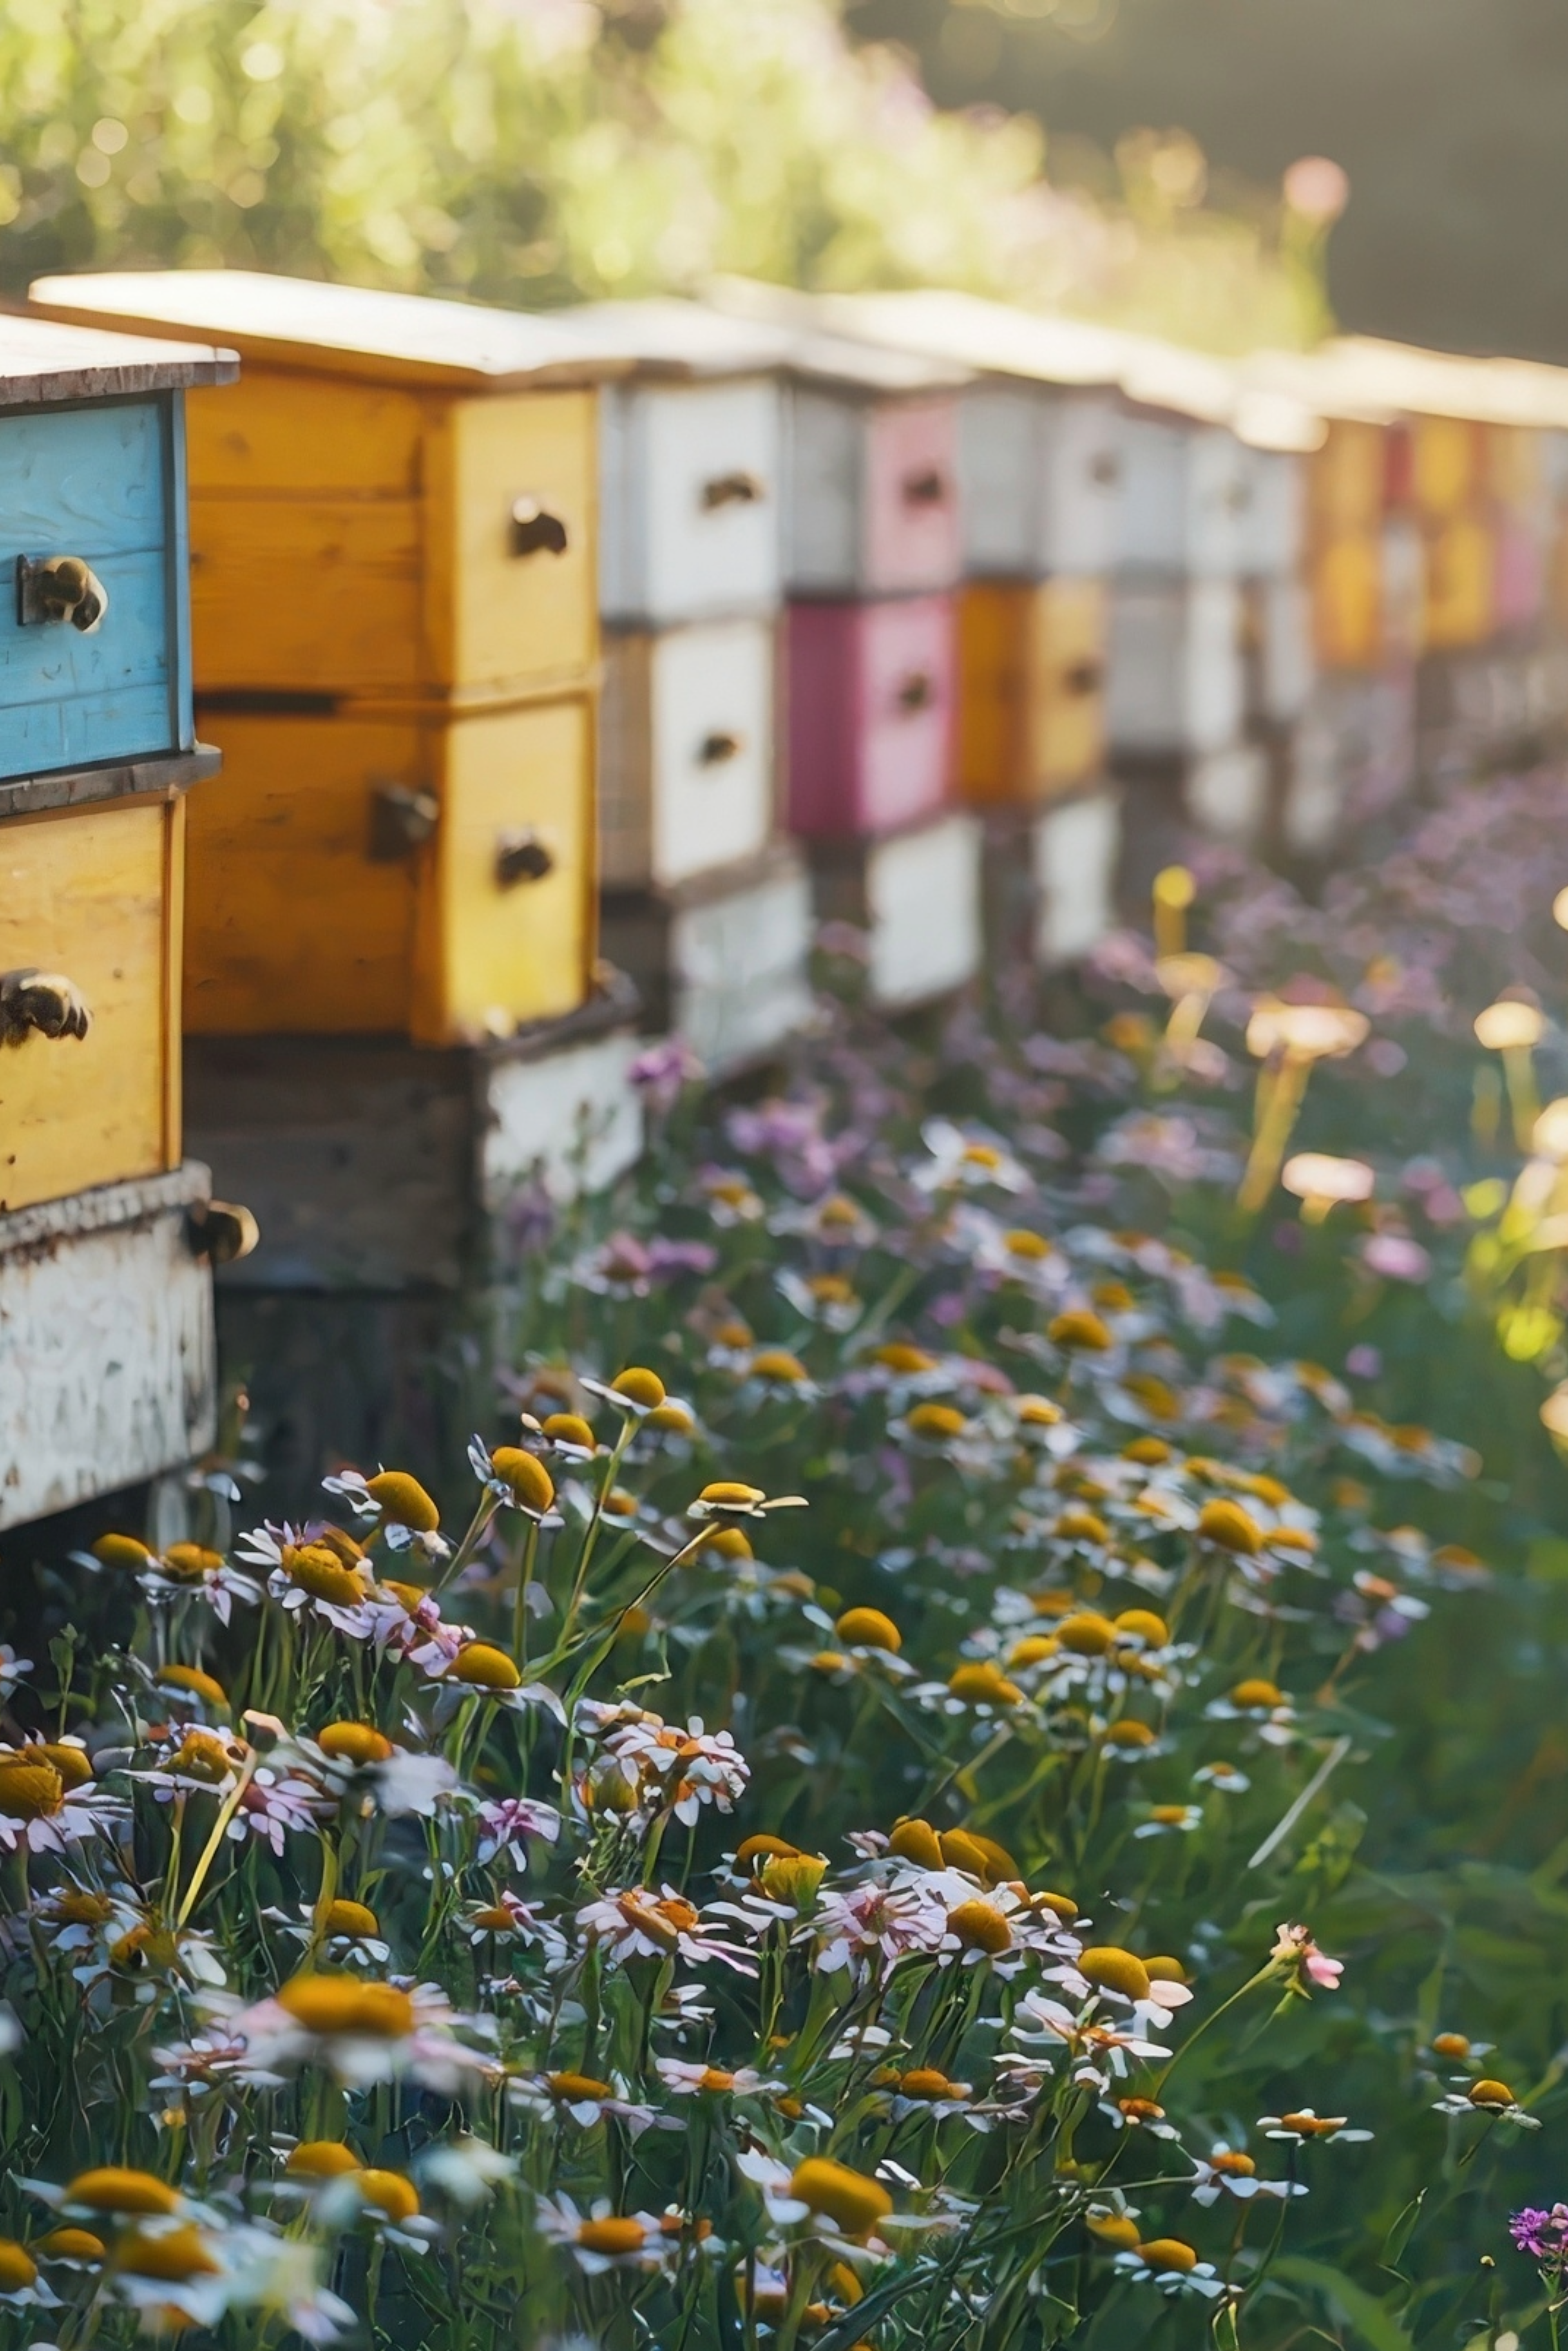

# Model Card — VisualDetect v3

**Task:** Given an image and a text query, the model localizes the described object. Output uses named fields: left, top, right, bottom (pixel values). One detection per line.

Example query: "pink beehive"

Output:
left=786, top=594, right=957, bottom=836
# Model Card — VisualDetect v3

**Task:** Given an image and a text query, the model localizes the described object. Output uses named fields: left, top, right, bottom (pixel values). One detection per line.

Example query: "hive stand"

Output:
left=0, top=315, right=237, bottom=1531
left=29, top=272, right=645, bottom=1499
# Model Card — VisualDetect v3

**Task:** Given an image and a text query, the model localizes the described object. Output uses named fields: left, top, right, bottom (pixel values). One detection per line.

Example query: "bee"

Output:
left=0, top=968, right=92, bottom=1046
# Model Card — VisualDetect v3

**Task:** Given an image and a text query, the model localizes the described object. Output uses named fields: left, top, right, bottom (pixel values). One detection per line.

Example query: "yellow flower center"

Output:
left=286, top=2142, right=361, bottom=2179
left=542, top=1413, right=596, bottom=1449
left=789, top=2157, right=892, bottom=2239
left=0, top=1761, right=64, bottom=1820
left=610, top=1366, right=666, bottom=1409
left=162, top=1543, right=223, bottom=1581
left=91, top=1533, right=152, bottom=1571
left=1229, top=1677, right=1283, bottom=1711
left=887, top=1817, right=944, bottom=1870
left=834, top=1607, right=901, bottom=1652
left=1138, top=2239, right=1198, bottom=2275
left=450, top=1643, right=522, bottom=1692
left=156, top=1666, right=228, bottom=1709
left=1048, top=1309, right=1113, bottom=1353
left=947, top=1661, right=1023, bottom=1706
left=283, top=1545, right=369, bottom=1607
left=317, top=1721, right=394, bottom=1766
left=0, top=2241, right=36, bottom=2291
left=947, top=1899, right=1013, bottom=1955
left=1079, top=1946, right=1152, bottom=2001
left=907, top=1402, right=967, bottom=1440
left=320, top=1899, right=379, bottom=1940
left=364, top=1471, right=440, bottom=1532
left=1468, top=2078, right=1516, bottom=2109
left=34, top=2227, right=103, bottom=2264
left=899, top=2068, right=963, bottom=2100
left=1114, top=1609, right=1170, bottom=1648
left=277, top=1976, right=414, bottom=2039
left=1197, top=1498, right=1264, bottom=1555
left=1086, top=2213, right=1140, bottom=2247
left=357, top=2170, right=419, bottom=2222
left=489, top=1447, right=555, bottom=1514
left=577, top=2217, right=646, bottom=2256
left=118, top=2225, right=221, bottom=2282
left=165, top=1733, right=234, bottom=1786
left=759, top=1854, right=828, bottom=1906
left=65, top=2167, right=179, bottom=2217
left=1057, top=1612, right=1115, bottom=1656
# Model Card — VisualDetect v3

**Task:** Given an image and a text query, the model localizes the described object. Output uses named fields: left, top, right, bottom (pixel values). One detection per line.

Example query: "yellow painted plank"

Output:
left=184, top=712, right=418, bottom=1034
left=1413, top=417, right=1480, bottom=519
left=1424, top=514, right=1495, bottom=648
left=185, top=371, right=425, bottom=495
left=0, top=801, right=170, bottom=1211
left=1313, top=532, right=1383, bottom=670
left=432, top=389, right=599, bottom=693
left=957, top=580, right=1106, bottom=808
left=190, top=494, right=427, bottom=693
left=413, top=697, right=593, bottom=1044
left=956, top=582, right=1025, bottom=808
left=162, top=791, right=185, bottom=1166
left=1030, top=578, right=1108, bottom=794
left=1312, top=421, right=1386, bottom=540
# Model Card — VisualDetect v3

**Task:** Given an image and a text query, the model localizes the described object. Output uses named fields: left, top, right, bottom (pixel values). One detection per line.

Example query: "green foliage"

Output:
left=0, top=0, right=1325, bottom=343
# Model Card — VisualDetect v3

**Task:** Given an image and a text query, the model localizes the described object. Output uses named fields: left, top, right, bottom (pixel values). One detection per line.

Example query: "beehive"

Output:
left=704, top=281, right=1126, bottom=962
left=956, top=579, right=1108, bottom=806
left=30, top=273, right=645, bottom=1357
left=0, top=314, right=236, bottom=1528
left=553, top=298, right=815, bottom=1076
left=32, top=272, right=620, bottom=1049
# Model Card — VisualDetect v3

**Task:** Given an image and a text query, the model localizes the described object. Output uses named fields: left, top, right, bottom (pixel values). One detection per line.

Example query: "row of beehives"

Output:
left=9, top=269, right=1568, bottom=1532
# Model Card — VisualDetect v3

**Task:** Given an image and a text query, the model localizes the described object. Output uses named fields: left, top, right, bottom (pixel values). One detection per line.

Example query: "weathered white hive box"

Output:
left=564, top=299, right=814, bottom=1076
left=811, top=811, right=983, bottom=1010
left=0, top=314, right=236, bottom=1527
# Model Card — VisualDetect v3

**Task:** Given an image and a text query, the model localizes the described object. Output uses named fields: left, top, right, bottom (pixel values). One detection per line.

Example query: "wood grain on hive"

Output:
left=31, top=272, right=622, bottom=1048
left=957, top=579, right=1107, bottom=807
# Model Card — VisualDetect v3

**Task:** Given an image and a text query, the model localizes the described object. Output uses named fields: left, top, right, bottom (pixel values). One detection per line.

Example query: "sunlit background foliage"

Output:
left=0, top=0, right=1329, bottom=349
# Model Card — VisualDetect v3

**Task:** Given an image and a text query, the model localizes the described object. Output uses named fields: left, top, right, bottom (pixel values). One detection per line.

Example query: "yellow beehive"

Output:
left=1423, top=513, right=1496, bottom=649
left=0, top=796, right=186, bottom=1213
left=1311, top=420, right=1387, bottom=541
left=957, top=578, right=1107, bottom=806
left=31, top=272, right=620, bottom=1047
left=1311, top=533, right=1384, bottom=672
left=1412, top=414, right=1482, bottom=518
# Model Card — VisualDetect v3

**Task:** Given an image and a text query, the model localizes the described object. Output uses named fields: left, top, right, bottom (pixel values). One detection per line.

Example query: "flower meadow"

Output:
left=14, top=775, right=1568, bottom=2348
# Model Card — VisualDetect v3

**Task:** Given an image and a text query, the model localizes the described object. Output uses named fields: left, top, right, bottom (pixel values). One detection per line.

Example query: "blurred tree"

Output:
left=0, top=0, right=1323, bottom=348
left=849, top=0, right=1568, bottom=361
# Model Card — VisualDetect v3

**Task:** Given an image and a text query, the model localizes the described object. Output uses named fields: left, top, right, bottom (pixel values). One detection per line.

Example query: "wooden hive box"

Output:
left=956, top=578, right=1108, bottom=808
left=549, top=300, right=813, bottom=1079
left=31, top=271, right=625, bottom=1050
left=958, top=379, right=1122, bottom=581
left=0, top=314, right=237, bottom=1528
left=29, top=276, right=645, bottom=1349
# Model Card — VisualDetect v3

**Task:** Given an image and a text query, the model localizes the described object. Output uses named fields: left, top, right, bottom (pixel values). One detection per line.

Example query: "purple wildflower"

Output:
left=1510, top=2204, right=1568, bottom=2262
